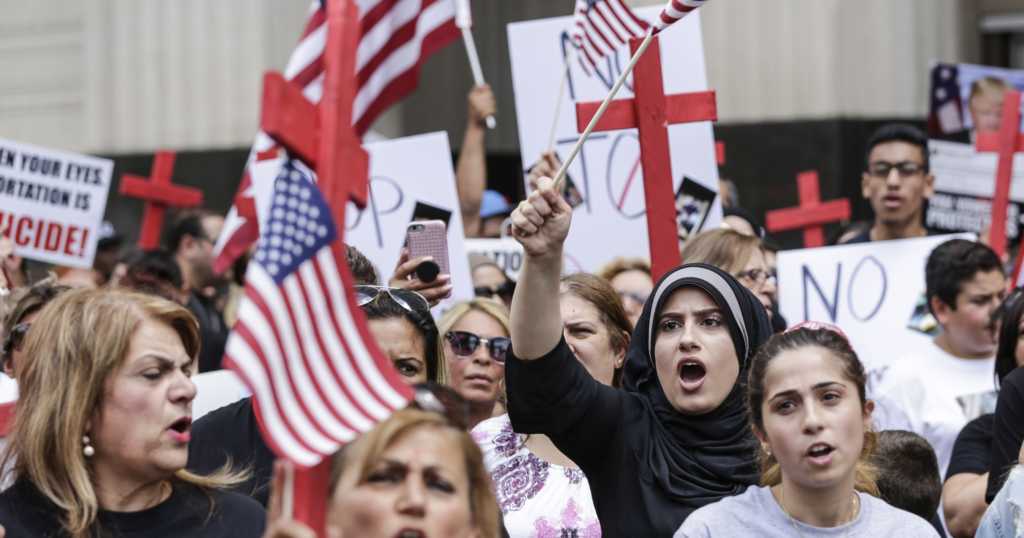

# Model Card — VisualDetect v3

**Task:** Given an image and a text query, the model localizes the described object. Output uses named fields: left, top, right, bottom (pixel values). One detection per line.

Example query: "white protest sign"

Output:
left=192, top=370, right=250, bottom=420
left=465, top=238, right=525, bottom=281
left=778, top=234, right=969, bottom=377
left=508, top=8, right=720, bottom=273
left=0, top=138, right=113, bottom=268
left=344, top=132, right=473, bottom=308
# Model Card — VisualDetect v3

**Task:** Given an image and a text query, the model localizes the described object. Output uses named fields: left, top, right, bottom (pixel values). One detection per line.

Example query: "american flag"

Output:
left=213, top=0, right=458, bottom=275
left=570, top=0, right=650, bottom=76
left=653, top=0, right=709, bottom=33
left=223, top=160, right=413, bottom=466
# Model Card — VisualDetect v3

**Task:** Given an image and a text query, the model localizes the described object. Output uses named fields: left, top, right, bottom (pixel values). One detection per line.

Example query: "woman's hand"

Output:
left=388, top=248, right=452, bottom=307
left=511, top=176, right=573, bottom=260
left=262, top=461, right=319, bottom=538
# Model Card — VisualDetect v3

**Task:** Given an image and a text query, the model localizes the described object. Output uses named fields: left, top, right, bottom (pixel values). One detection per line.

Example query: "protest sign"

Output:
left=192, top=370, right=250, bottom=420
left=508, top=7, right=720, bottom=272
left=928, top=62, right=1024, bottom=140
left=777, top=234, right=969, bottom=378
left=465, top=238, right=525, bottom=281
left=342, top=132, right=473, bottom=308
left=927, top=140, right=1024, bottom=239
left=0, top=138, right=113, bottom=268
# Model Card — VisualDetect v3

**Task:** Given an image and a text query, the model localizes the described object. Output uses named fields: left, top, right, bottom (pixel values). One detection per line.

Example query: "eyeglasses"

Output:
left=473, top=281, right=515, bottom=301
left=867, top=161, right=926, bottom=178
left=735, top=268, right=776, bottom=287
left=444, top=330, right=511, bottom=363
left=354, top=285, right=430, bottom=313
left=2, top=322, right=30, bottom=358
left=617, top=290, right=649, bottom=306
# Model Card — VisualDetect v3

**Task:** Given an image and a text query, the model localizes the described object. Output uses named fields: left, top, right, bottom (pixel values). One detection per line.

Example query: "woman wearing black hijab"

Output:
left=506, top=179, right=773, bottom=536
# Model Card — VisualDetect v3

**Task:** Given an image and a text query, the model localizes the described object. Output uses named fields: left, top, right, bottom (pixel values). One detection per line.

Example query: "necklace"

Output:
left=778, top=485, right=859, bottom=538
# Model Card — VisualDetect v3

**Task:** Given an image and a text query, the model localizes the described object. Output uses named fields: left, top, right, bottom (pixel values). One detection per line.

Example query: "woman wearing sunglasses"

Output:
left=472, top=272, right=631, bottom=536
left=437, top=298, right=511, bottom=430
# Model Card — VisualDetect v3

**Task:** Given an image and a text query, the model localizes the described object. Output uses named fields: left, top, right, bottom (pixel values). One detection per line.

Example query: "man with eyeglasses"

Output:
left=840, top=124, right=936, bottom=245
left=168, top=210, right=229, bottom=373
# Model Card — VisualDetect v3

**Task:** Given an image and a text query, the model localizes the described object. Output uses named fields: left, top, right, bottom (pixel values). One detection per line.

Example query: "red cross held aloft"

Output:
left=765, top=171, right=850, bottom=248
left=256, top=0, right=370, bottom=533
left=575, top=35, right=717, bottom=280
left=119, top=151, right=203, bottom=250
left=716, top=141, right=725, bottom=166
left=260, top=0, right=369, bottom=230
left=975, top=89, right=1024, bottom=262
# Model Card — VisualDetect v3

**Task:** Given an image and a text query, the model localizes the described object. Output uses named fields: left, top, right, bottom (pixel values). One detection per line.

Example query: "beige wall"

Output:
left=0, top=0, right=1013, bottom=155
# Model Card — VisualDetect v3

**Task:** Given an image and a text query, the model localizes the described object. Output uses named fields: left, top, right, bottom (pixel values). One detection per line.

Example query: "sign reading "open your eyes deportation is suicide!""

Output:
left=0, top=138, right=113, bottom=268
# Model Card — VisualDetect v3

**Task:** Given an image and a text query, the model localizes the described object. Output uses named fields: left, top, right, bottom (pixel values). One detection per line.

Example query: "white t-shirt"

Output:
left=674, top=485, right=938, bottom=537
left=873, top=340, right=997, bottom=476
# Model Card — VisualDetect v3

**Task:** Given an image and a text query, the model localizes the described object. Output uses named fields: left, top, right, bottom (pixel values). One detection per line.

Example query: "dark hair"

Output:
left=995, top=287, right=1024, bottom=386
left=360, top=292, right=439, bottom=383
left=747, top=327, right=878, bottom=493
left=2, top=278, right=72, bottom=370
left=870, top=430, right=941, bottom=520
left=120, top=249, right=184, bottom=302
left=560, top=273, right=631, bottom=387
left=925, top=239, right=1003, bottom=316
left=164, top=210, right=215, bottom=254
left=864, top=123, right=930, bottom=173
left=346, top=244, right=379, bottom=286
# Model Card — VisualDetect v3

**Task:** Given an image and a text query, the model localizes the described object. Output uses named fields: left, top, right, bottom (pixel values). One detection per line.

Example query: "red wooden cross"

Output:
left=716, top=141, right=725, bottom=166
left=975, top=89, right=1024, bottom=261
left=0, top=400, right=13, bottom=437
left=119, top=151, right=204, bottom=250
left=765, top=171, right=850, bottom=248
left=257, top=0, right=370, bottom=533
left=575, top=36, right=717, bottom=280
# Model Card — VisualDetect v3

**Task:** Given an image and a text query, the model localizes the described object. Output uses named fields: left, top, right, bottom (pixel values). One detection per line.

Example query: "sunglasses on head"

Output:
left=473, top=280, right=515, bottom=300
left=354, top=285, right=430, bottom=313
left=444, top=330, right=511, bottom=363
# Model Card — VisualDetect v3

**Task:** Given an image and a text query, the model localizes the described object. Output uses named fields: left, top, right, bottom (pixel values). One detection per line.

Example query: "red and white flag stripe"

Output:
left=654, top=0, right=709, bottom=33
left=214, top=0, right=458, bottom=275
left=571, top=0, right=649, bottom=75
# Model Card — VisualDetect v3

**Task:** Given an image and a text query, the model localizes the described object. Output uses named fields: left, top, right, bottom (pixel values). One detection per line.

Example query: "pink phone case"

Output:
left=406, top=220, right=450, bottom=275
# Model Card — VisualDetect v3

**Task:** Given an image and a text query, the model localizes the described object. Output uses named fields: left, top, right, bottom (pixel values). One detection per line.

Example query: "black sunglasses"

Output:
left=473, top=281, right=515, bottom=300
left=444, top=330, right=511, bottom=363
left=2, top=322, right=30, bottom=359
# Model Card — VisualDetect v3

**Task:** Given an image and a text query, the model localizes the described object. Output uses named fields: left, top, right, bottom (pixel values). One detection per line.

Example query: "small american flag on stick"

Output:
left=224, top=159, right=412, bottom=467
left=654, top=0, right=709, bottom=32
left=570, top=0, right=649, bottom=75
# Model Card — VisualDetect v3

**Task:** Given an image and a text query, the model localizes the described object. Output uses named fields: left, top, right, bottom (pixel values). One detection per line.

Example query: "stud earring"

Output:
left=83, top=435, right=95, bottom=458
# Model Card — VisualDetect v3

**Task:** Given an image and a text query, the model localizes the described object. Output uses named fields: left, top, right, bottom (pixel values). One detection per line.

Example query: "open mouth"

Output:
left=805, top=442, right=834, bottom=463
left=395, top=530, right=425, bottom=538
left=465, top=374, right=492, bottom=384
left=678, top=360, right=707, bottom=391
left=167, top=417, right=192, bottom=442
left=882, top=195, right=903, bottom=209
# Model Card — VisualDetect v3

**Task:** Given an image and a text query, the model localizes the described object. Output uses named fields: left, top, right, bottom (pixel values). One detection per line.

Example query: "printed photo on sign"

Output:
left=508, top=7, right=720, bottom=272
left=927, top=62, right=1024, bottom=142
left=675, top=175, right=716, bottom=246
left=0, top=138, right=113, bottom=268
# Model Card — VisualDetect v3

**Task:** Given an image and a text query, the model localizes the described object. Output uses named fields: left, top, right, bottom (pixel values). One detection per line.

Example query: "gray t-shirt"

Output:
left=674, top=485, right=939, bottom=537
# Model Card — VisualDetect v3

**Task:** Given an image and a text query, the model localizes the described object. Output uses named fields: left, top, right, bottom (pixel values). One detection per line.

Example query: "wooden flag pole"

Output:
left=552, top=30, right=655, bottom=191
left=546, top=63, right=570, bottom=152
left=455, top=0, right=495, bottom=129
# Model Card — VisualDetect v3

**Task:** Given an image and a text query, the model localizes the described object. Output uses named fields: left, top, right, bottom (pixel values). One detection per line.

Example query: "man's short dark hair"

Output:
left=864, top=123, right=930, bottom=173
left=121, top=249, right=184, bottom=301
left=345, top=244, right=379, bottom=285
left=164, top=210, right=214, bottom=254
left=926, top=239, right=1002, bottom=314
left=871, top=430, right=941, bottom=520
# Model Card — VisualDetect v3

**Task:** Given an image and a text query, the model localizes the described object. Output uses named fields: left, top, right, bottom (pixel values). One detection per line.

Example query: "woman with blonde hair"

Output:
left=437, top=298, right=511, bottom=429
left=675, top=324, right=937, bottom=537
left=261, top=395, right=501, bottom=538
left=0, top=288, right=264, bottom=537
left=681, top=228, right=777, bottom=319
